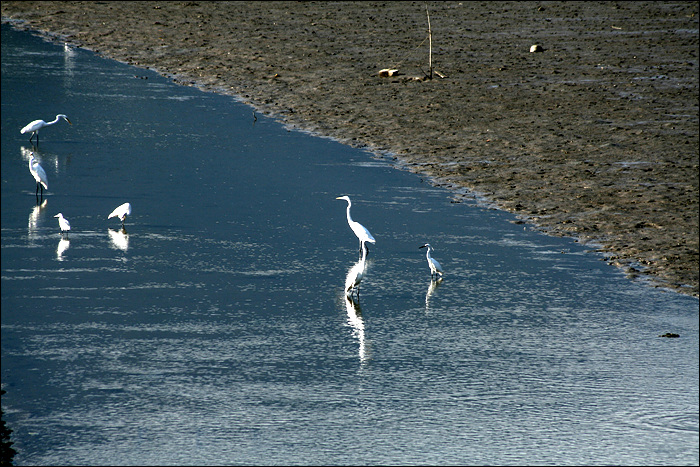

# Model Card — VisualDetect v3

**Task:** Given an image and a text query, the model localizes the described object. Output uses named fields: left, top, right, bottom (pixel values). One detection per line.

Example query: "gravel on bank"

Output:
left=2, top=1, right=698, bottom=297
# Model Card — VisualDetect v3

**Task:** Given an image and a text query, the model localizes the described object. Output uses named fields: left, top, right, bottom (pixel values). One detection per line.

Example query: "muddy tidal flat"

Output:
left=2, top=1, right=698, bottom=297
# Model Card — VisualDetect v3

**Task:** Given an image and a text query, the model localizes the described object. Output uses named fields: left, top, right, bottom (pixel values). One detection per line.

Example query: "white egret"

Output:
left=21, top=114, right=72, bottom=143
left=345, top=243, right=368, bottom=298
left=54, top=213, right=71, bottom=234
left=336, top=195, right=376, bottom=256
left=28, top=153, right=48, bottom=197
left=419, top=243, right=444, bottom=279
left=108, top=202, right=132, bottom=226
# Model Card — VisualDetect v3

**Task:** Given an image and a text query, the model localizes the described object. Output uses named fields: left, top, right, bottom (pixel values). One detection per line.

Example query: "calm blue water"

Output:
left=1, top=23, right=698, bottom=466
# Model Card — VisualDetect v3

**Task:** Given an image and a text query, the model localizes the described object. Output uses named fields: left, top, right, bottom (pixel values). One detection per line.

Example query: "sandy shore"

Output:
left=2, top=1, right=697, bottom=297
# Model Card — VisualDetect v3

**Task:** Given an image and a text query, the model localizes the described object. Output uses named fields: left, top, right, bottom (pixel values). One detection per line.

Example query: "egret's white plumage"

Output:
left=54, top=213, right=70, bottom=233
left=28, top=153, right=48, bottom=196
left=108, top=202, right=132, bottom=225
left=345, top=243, right=368, bottom=298
left=21, top=114, right=72, bottom=142
left=336, top=195, right=376, bottom=256
left=419, top=243, right=443, bottom=278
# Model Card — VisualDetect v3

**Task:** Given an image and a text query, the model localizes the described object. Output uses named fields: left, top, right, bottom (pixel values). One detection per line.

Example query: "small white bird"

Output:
left=21, top=114, right=72, bottom=143
left=345, top=243, right=368, bottom=298
left=108, top=202, right=132, bottom=226
left=28, top=153, right=48, bottom=197
left=419, top=243, right=443, bottom=279
left=336, top=195, right=376, bottom=257
left=54, top=213, right=71, bottom=234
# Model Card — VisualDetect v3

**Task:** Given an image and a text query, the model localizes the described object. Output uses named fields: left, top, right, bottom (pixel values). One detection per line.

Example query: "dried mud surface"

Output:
left=2, top=1, right=698, bottom=297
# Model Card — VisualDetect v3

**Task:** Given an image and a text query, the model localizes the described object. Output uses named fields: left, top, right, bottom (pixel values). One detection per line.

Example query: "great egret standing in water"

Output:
left=108, top=202, right=132, bottom=227
left=54, top=213, right=70, bottom=235
left=419, top=243, right=443, bottom=279
left=21, top=114, right=72, bottom=143
left=345, top=243, right=368, bottom=298
left=336, top=195, right=376, bottom=257
left=28, top=153, right=48, bottom=197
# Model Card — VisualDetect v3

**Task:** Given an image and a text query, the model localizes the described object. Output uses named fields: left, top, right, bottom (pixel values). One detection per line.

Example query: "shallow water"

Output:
left=1, top=24, right=698, bottom=466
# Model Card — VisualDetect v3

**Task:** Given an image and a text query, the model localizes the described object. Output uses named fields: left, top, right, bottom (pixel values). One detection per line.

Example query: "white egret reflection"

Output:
left=20, top=146, right=35, bottom=161
left=344, top=243, right=368, bottom=298
left=28, top=199, right=48, bottom=244
left=344, top=295, right=368, bottom=363
left=425, top=277, right=443, bottom=311
left=63, top=42, right=76, bottom=88
left=108, top=228, right=129, bottom=252
left=22, top=146, right=68, bottom=176
left=56, top=237, right=70, bottom=261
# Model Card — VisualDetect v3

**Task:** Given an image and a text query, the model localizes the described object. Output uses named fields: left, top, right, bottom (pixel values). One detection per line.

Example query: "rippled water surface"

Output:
left=1, top=24, right=698, bottom=466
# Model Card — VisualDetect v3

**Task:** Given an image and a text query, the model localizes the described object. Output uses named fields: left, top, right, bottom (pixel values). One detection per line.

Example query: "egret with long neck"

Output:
left=336, top=195, right=376, bottom=257
left=419, top=243, right=444, bottom=279
left=28, top=153, right=48, bottom=198
left=21, top=114, right=72, bottom=143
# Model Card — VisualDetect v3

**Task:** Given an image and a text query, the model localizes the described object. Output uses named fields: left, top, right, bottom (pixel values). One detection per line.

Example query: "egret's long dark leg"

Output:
left=359, top=241, right=369, bottom=259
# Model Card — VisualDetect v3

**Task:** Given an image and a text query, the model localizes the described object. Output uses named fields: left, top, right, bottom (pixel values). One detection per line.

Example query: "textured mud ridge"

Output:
left=2, top=1, right=697, bottom=297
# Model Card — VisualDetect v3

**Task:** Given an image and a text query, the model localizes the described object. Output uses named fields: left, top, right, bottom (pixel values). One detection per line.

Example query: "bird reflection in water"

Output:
left=28, top=199, right=48, bottom=244
left=108, top=228, right=129, bottom=252
left=344, top=295, right=368, bottom=363
left=425, top=276, right=443, bottom=311
left=344, top=243, right=368, bottom=299
left=56, top=237, right=70, bottom=261
left=20, top=146, right=35, bottom=162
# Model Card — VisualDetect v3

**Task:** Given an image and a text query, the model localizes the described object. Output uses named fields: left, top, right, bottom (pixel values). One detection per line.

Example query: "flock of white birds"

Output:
left=23, top=114, right=443, bottom=293
left=23, top=114, right=131, bottom=236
